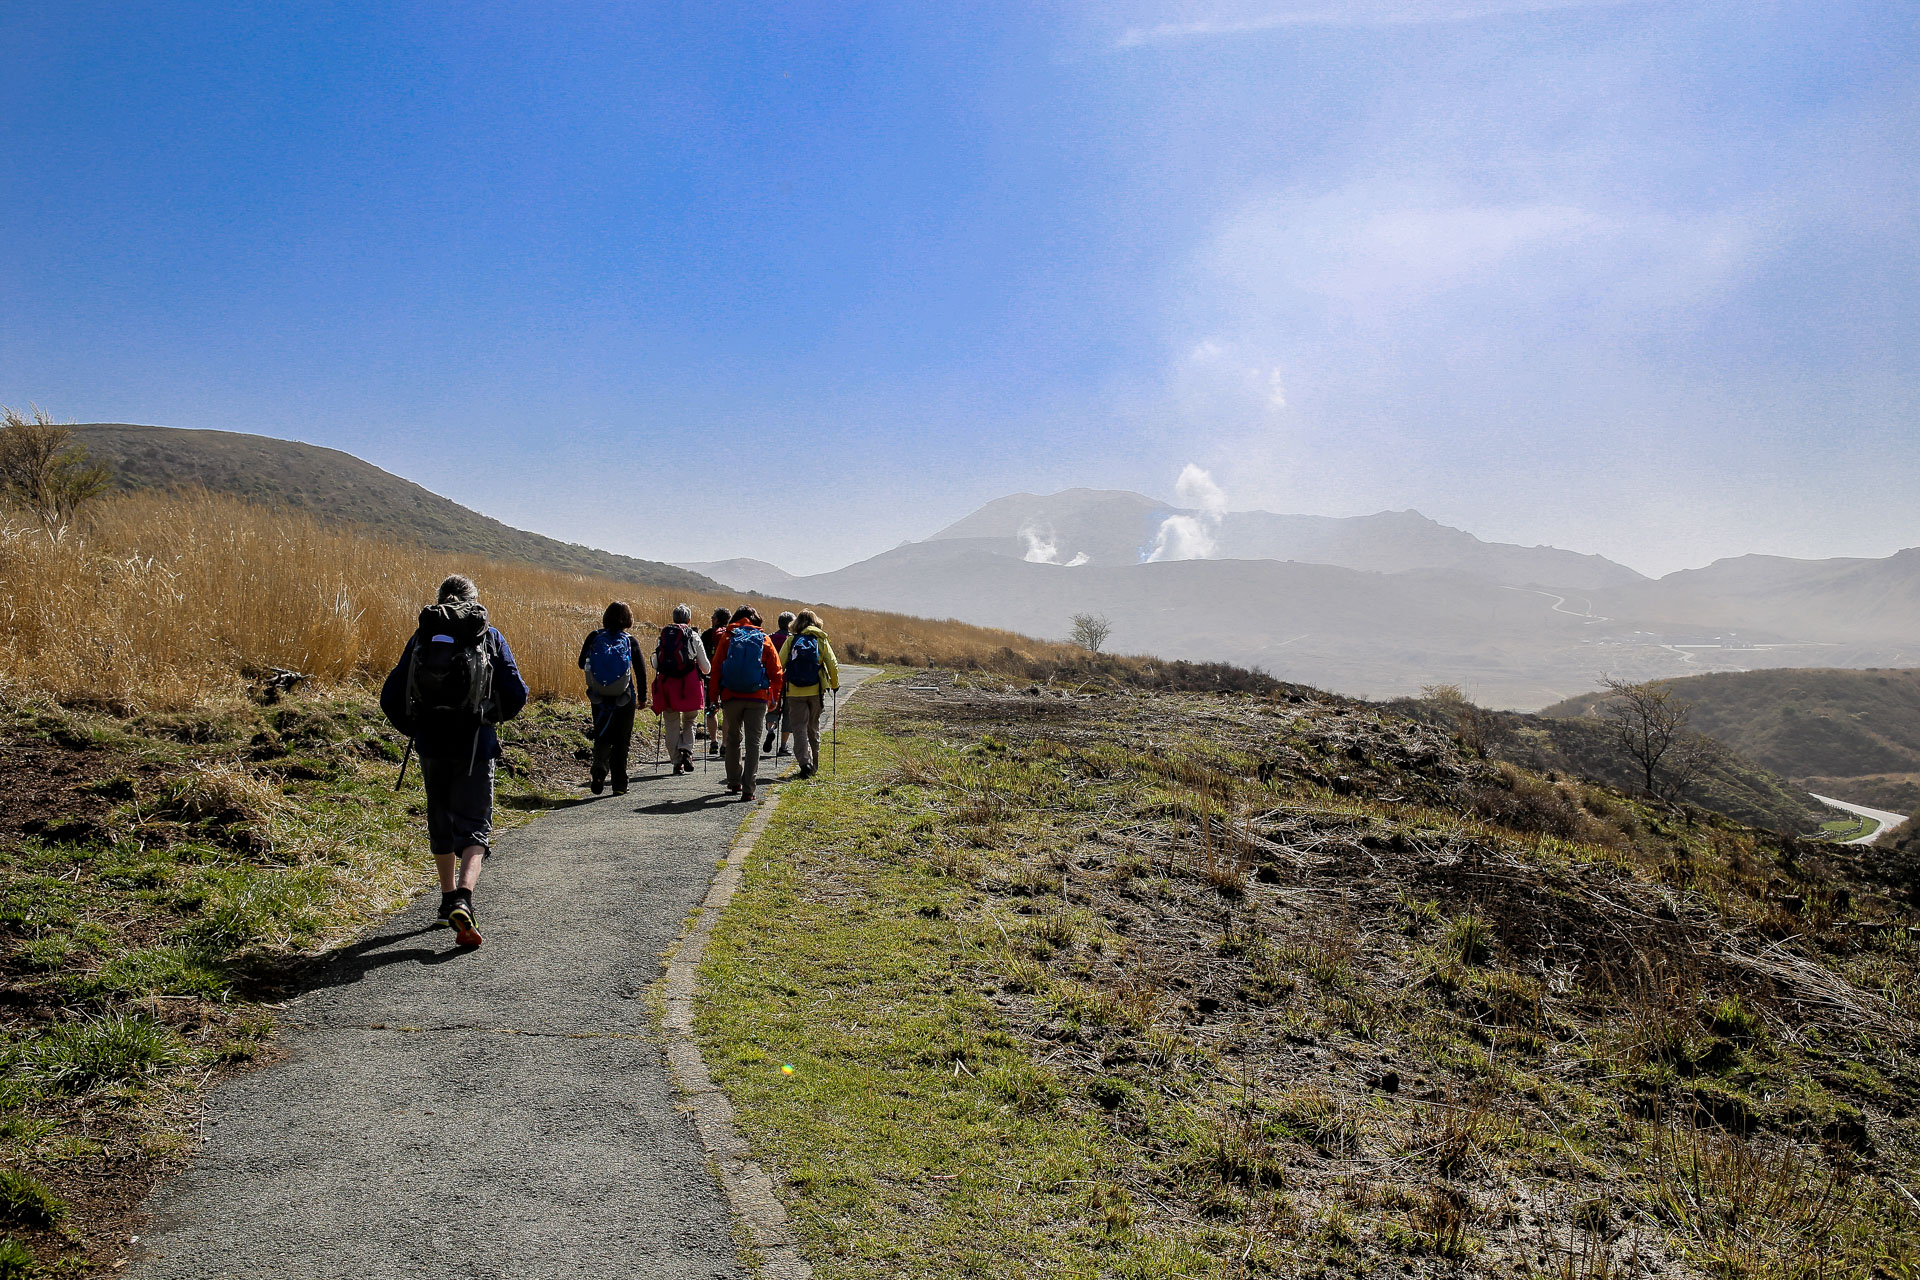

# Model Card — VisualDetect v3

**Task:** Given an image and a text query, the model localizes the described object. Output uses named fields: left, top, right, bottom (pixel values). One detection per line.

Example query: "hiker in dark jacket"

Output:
left=577, top=601, right=647, bottom=795
left=380, top=574, right=529, bottom=948
left=699, top=606, right=730, bottom=758
left=763, top=611, right=795, bottom=758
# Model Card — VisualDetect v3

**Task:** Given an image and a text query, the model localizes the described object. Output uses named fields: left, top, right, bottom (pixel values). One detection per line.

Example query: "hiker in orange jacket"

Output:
left=708, top=607, right=783, bottom=801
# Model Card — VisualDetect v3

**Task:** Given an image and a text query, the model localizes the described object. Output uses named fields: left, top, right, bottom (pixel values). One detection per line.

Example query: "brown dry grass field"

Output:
left=0, top=489, right=1120, bottom=709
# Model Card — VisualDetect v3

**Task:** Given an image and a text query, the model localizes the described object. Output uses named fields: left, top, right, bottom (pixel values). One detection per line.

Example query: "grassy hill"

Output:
left=1385, top=694, right=1833, bottom=835
left=74, top=424, right=722, bottom=592
left=1541, top=667, right=1920, bottom=814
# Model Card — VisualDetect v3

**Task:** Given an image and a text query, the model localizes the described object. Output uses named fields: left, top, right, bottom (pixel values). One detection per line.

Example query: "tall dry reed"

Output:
left=0, top=490, right=1085, bottom=709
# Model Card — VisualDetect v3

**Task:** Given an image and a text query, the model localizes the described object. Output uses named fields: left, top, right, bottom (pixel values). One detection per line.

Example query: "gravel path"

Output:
left=136, top=671, right=874, bottom=1280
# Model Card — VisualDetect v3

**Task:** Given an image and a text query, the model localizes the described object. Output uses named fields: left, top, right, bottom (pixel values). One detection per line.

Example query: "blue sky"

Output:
left=3, top=0, right=1915, bottom=575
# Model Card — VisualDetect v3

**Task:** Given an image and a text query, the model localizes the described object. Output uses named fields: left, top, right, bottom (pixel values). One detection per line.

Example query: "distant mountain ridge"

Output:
left=673, top=558, right=798, bottom=594
left=775, top=489, right=1919, bottom=709
left=76, top=424, right=722, bottom=593
left=930, top=487, right=1646, bottom=590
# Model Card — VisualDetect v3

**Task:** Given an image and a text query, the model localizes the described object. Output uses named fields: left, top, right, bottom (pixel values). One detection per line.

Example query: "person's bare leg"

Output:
left=458, top=844, right=484, bottom=890
left=435, top=853, right=458, bottom=893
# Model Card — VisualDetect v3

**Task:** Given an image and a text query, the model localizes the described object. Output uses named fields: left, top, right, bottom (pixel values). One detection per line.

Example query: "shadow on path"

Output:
left=253, top=924, right=479, bottom=999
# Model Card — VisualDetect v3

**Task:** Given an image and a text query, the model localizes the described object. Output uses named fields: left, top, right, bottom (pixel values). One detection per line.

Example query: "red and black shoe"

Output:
left=448, top=893, right=483, bottom=948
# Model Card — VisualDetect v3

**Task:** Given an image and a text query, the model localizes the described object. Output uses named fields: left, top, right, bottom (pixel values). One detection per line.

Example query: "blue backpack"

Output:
left=584, top=630, right=635, bottom=699
left=786, top=633, right=823, bottom=687
left=719, top=626, right=770, bottom=694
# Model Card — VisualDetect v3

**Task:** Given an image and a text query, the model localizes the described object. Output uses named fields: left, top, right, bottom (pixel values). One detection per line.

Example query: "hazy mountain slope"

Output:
left=674, top=558, right=797, bottom=594
left=76, top=424, right=721, bottom=592
left=1594, top=550, right=1920, bottom=645
left=924, top=487, right=1643, bottom=588
left=1541, top=667, right=1920, bottom=812
left=786, top=544, right=1625, bottom=706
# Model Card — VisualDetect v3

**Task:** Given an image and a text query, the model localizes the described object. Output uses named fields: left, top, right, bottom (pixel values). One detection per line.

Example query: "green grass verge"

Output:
left=697, top=720, right=1228, bottom=1279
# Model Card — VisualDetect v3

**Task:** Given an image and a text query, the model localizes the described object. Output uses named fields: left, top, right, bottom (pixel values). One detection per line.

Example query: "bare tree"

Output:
left=1069, top=612, right=1113, bottom=653
left=1600, top=675, right=1714, bottom=800
left=0, top=406, right=110, bottom=533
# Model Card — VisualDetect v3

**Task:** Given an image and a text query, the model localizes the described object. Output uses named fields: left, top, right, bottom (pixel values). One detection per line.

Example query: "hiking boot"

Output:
left=726, top=782, right=742, bottom=794
left=590, top=774, right=605, bottom=795
left=708, top=742, right=721, bottom=757
left=679, top=749, right=693, bottom=772
left=776, top=745, right=791, bottom=757
left=612, top=779, right=628, bottom=795
left=742, top=788, right=755, bottom=802
left=448, top=894, right=482, bottom=948
left=436, top=891, right=460, bottom=928
left=761, top=732, right=775, bottom=753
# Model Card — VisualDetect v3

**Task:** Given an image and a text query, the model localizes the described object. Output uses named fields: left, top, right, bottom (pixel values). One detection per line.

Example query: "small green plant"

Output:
left=0, top=1236, right=38, bottom=1280
left=0, top=1171, right=65, bottom=1230
left=24, top=1013, right=181, bottom=1095
left=1444, top=913, right=1493, bottom=966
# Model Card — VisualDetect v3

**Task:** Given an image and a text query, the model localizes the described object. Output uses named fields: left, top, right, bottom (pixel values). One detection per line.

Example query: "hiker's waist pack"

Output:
left=719, top=627, right=769, bottom=694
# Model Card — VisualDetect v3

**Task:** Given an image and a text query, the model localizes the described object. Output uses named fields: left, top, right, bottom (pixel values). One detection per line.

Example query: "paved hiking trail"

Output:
left=137, top=670, right=875, bottom=1280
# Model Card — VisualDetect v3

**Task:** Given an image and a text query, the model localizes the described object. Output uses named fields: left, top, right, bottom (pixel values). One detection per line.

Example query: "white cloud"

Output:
left=1146, top=463, right=1230, bottom=561
left=1115, top=0, right=1626, bottom=47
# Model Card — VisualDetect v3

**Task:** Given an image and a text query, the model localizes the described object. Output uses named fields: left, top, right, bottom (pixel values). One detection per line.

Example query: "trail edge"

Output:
left=659, top=685, right=869, bottom=1279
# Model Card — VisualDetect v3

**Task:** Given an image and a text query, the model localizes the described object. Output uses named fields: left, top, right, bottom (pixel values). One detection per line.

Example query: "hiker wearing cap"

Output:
left=651, top=603, right=711, bottom=774
left=577, top=601, right=647, bottom=795
left=708, top=606, right=783, bottom=801
left=699, top=606, right=729, bottom=758
left=379, top=574, right=529, bottom=948
left=777, top=609, right=840, bottom=779
left=763, top=611, right=796, bottom=758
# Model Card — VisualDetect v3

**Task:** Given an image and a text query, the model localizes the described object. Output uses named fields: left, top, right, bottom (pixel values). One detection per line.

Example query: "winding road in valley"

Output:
left=1810, top=793, right=1910, bottom=846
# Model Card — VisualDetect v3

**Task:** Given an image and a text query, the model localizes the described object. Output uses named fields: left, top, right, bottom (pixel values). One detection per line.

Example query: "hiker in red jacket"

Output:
left=650, top=603, right=711, bottom=774
left=707, top=607, right=783, bottom=801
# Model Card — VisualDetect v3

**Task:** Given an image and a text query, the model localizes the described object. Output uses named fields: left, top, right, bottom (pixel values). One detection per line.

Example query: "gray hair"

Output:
left=437, top=574, right=479, bottom=604
left=672, top=603, right=692, bottom=623
left=778, top=611, right=796, bottom=629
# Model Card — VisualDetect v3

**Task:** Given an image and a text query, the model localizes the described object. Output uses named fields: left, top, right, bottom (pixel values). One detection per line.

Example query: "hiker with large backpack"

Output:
left=708, top=606, right=783, bottom=801
left=762, top=611, right=796, bottom=760
left=379, top=574, right=529, bottom=948
left=777, top=609, right=840, bottom=779
left=650, top=603, right=711, bottom=774
left=577, top=601, right=647, bottom=795
left=699, top=606, right=730, bottom=759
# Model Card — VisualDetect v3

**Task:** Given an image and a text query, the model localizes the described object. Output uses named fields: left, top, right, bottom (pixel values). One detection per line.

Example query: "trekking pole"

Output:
left=395, top=738, right=415, bottom=790
left=831, top=686, right=839, bottom=776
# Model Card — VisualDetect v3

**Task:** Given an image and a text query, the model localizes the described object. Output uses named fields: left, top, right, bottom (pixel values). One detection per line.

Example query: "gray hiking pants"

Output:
left=721, top=699, right=767, bottom=791
left=786, top=693, right=823, bottom=771
left=662, top=710, right=698, bottom=755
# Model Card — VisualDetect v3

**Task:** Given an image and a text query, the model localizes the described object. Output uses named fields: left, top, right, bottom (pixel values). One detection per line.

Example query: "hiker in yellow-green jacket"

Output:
left=776, top=610, right=839, bottom=779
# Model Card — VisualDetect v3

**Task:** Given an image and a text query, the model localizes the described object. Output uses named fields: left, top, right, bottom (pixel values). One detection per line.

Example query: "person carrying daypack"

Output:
left=708, top=606, right=783, bottom=801
left=650, top=603, right=711, bottom=774
left=577, top=601, right=646, bottom=794
left=699, top=606, right=730, bottom=758
left=777, top=609, right=840, bottom=779
left=379, top=574, right=529, bottom=948
left=763, top=611, right=795, bottom=758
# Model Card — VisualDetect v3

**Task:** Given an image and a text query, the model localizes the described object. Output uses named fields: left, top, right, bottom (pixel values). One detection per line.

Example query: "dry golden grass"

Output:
left=0, top=489, right=1094, bottom=708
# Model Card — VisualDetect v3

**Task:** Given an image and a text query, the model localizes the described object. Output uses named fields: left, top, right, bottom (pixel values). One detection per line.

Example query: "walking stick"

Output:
left=831, top=686, right=839, bottom=776
left=395, top=738, right=415, bottom=790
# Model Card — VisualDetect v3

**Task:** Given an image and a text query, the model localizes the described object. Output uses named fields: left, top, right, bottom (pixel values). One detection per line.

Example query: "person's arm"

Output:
left=627, top=630, right=645, bottom=686
left=709, top=631, right=729, bottom=699
left=778, top=635, right=793, bottom=665
left=491, top=630, right=531, bottom=722
left=690, top=631, right=711, bottom=676
left=578, top=631, right=594, bottom=670
left=822, top=637, right=840, bottom=691
left=379, top=643, right=415, bottom=737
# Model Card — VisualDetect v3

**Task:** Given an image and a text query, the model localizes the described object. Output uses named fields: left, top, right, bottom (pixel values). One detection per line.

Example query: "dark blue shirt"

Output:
left=380, top=625, right=529, bottom=764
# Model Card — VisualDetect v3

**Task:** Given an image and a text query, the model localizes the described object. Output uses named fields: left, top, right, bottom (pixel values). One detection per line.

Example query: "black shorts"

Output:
left=418, top=756, right=494, bottom=858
